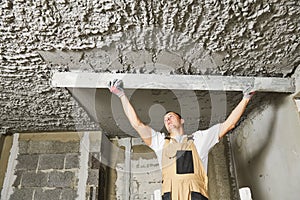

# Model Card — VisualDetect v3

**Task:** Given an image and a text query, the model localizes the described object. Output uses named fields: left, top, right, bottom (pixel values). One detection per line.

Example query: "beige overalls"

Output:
left=161, top=136, right=209, bottom=200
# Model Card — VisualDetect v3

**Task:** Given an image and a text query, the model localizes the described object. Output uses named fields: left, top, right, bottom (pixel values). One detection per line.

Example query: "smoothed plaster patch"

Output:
left=1, top=133, right=19, bottom=200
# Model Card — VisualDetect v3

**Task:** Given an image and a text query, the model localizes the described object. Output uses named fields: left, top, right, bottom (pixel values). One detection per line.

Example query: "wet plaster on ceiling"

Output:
left=0, top=0, right=299, bottom=135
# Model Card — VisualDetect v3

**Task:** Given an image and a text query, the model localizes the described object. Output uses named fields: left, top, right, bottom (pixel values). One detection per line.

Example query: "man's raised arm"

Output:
left=108, top=79, right=152, bottom=146
left=219, top=87, right=255, bottom=139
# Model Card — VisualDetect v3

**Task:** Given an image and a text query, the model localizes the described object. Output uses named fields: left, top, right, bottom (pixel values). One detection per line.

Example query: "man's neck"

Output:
left=169, top=129, right=184, bottom=137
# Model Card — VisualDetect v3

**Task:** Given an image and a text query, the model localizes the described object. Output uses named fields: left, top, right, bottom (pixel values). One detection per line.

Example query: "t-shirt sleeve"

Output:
left=149, top=129, right=165, bottom=153
left=193, top=123, right=221, bottom=173
left=193, top=123, right=221, bottom=158
left=149, top=129, right=165, bottom=168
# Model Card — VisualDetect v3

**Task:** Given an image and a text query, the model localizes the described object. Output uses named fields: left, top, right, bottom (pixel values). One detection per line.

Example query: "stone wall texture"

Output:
left=0, top=0, right=299, bottom=134
left=1, top=132, right=109, bottom=200
left=9, top=133, right=81, bottom=200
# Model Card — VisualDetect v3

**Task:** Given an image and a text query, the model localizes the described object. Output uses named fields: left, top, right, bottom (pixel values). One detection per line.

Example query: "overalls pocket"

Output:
left=176, top=150, right=194, bottom=174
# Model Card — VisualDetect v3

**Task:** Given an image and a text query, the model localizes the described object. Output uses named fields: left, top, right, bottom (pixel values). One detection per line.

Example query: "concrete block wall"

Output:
left=129, top=158, right=161, bottom=199
left=0, top=131, right=115, bottom=200
left=1, top=133, right=81, bottom=200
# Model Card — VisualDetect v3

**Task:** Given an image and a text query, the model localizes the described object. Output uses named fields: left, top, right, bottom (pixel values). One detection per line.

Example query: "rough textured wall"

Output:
left=230, top=94, right=300, bottom=199
left=1, top=0, right=299, bottom=132
left=0, top=131, right=109, bottom=200
left=4, top=133, right=81, bottom=200
left=208, top=136, right=239, bottom=200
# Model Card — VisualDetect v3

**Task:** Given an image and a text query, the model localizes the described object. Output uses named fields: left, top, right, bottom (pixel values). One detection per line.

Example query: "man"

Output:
left=108, top=79, right=254, bottom=200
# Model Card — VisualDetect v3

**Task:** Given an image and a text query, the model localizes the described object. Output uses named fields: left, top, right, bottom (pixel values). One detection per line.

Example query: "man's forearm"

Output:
left=120, top=95, right=142, bottom=129
left=227, top=98, right=250, bottom=127
left=219, top=98, right=250, bottom=138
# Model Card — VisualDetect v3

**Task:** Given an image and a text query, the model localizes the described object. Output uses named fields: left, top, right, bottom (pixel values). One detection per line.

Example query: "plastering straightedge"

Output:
left=51, top=72, right=295, bottom=93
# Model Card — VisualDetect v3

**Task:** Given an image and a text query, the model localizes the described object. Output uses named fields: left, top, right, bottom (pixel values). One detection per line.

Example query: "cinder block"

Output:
left=65, top=153, right=79, bottom=169
left=28, top=141, right=80, bottom=154
left=38, top=154, right=65, bottom=170
left=53, top=141, right=80, bottom=153
left=34, top=189, right=62, bottom=200
left=87, top=169, right=99, bottom=186
left=21, top=171, right=48, bottom=187
left=61, top=189, right=78, bottom=200
left=16, top=154, right=39, bottom=170
left=48, top=171, right=76, bottom=188
left=18, top=141, right=29, bottom=154
left=9, top=188, right=34, bottom=200
left=27, top=141, right=54, bottom=154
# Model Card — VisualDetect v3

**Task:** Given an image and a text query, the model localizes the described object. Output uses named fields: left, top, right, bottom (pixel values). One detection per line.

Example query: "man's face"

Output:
left=163, top=112, right=183, bottom=132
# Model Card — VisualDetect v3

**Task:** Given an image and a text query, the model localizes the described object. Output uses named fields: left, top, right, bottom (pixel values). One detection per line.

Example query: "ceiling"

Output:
left=0, top=0, right=299, bottom=135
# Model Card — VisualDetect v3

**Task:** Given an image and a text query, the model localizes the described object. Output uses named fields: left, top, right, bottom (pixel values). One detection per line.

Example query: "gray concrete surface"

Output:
left=231, top=93, right=300, bottom=200
left=0, top=0, right=299, bottom=134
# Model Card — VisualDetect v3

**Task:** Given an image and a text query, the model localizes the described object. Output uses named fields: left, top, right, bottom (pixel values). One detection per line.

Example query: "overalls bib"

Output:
left=161, top=136, right=209, bottom=200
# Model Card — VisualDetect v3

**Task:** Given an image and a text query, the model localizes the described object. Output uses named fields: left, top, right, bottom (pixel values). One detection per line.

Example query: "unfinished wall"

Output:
left=114, top=142, right=161, bottom=199
left=0, top=132, right=108, bottom=200
left=1, top=133, right=81, bottom=200
left=208, top=136, right=239, bottom=200
left=230, top=93, right=300, bottom=200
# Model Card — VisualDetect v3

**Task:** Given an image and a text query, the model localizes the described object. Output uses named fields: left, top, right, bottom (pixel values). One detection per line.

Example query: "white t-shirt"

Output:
left=150, top=123, right=221, bottom=174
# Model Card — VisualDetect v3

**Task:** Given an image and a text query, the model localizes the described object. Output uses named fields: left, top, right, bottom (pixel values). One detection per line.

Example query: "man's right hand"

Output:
left=108, top=79, right=125, bottom=98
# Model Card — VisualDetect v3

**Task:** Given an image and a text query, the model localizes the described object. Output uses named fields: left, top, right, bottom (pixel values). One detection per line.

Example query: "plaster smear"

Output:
left=76, top=132, right=90, bottom=200
left=1, top=133, right=19, bottom=200
left=116, top=158, right=161, bottom=200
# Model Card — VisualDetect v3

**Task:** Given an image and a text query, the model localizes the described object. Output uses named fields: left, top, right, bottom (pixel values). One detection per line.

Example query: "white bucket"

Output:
left=239, top=187, right=253, bottom=200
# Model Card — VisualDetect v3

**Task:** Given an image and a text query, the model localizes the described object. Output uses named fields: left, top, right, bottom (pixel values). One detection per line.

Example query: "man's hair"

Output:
left=165, top=111, right=182, bottom=119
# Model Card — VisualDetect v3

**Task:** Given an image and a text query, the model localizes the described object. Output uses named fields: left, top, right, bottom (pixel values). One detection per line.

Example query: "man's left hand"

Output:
left=243, top=86, right=255, bottom=99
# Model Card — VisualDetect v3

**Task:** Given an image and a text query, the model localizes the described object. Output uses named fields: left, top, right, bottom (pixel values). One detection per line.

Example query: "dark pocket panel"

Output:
left=176, top=150, right=194, bottom=174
